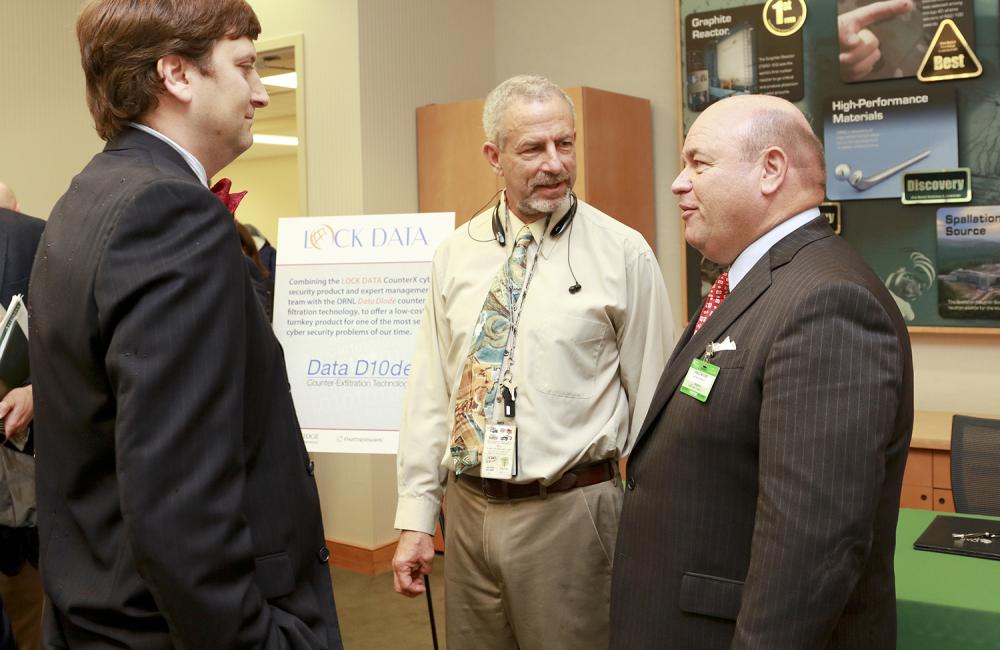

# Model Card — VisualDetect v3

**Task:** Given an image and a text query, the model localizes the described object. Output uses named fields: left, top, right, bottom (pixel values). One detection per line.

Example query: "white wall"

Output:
left=358, top=0, right=496, bottom=215
left=912, top=333, right=1000, bottom=413
left=249, top=0, right=366, bottom=218
left=0, top=1, right=101, bottom=218
left=217, top=154, right=298, bottom=244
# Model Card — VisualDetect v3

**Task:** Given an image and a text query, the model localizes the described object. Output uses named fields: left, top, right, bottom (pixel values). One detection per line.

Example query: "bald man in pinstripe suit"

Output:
left=610, top=95, right=913, bottom=649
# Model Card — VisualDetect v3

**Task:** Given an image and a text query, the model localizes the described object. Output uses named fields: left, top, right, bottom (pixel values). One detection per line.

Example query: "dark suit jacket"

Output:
left=611, top=217, right=913, bottom=649
left=0, top=208, right=43, bottom=649
left=0, top=208, right=45, bottom=309
left=29, top=128, right=342, bottom=649
left=0, top=207, right=44, bottom=454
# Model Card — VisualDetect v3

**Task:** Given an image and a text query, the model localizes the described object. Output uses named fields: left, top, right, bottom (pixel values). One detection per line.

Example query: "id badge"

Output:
left=481, top=423, right=517, bottom=479
left=679, top=358, right=720, bottom=403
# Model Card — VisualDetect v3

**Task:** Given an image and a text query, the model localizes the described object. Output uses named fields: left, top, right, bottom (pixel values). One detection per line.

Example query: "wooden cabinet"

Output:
left=900, top=448, right=953, bottom=511
left=929, top=453, right=953, bottom=512
left=933, top=488, right=955, bottom=511
left=901, top=449, right=934, bottom=510
left=900, top=483, right=933, bottom=509
left=900, top=412, right=956, bottom=512
left=932, top=451, right=951, bottom=490
left=417, top=87, right=656, bottom=251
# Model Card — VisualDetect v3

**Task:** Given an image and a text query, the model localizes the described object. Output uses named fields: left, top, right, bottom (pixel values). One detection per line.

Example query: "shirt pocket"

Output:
left=530, top=315, right=609, bottom=399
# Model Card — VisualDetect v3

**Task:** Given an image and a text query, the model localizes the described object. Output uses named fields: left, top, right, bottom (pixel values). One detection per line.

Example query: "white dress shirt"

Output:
left=395, top=197, right=674, bottom=535
left=127, top=122, right=209, bottom=186
left=727, top=207, right=821, bottom=290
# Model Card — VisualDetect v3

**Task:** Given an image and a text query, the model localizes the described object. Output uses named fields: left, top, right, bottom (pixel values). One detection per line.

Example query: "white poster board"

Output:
left=274, top=213, right=454, bottom=453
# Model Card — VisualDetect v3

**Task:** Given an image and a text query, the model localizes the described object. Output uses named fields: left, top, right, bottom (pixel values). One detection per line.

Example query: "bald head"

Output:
left=672, top=95, right=827, bottom=264
left=705, top=95, right=825, bottom=192
left=0, top=182, right=17, bottom=212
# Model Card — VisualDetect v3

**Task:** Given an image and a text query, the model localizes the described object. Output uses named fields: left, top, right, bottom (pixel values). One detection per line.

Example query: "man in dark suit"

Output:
left=0, top=182, right=44, bottom=650
left=610, top=95, right=913, bottom=649
left=28, top=2, right=341, bottom=648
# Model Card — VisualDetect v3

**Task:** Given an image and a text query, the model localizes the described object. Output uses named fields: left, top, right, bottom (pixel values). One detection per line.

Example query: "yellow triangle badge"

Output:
left=918, top=19, right=982, bottom=82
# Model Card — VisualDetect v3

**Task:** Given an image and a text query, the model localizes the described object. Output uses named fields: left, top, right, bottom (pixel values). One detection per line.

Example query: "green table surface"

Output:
left=896, top=508, right=1000, bottom=649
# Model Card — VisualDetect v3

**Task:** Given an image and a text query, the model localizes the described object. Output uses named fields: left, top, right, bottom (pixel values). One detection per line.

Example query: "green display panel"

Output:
left=678, top=0, right=1000, bottom=330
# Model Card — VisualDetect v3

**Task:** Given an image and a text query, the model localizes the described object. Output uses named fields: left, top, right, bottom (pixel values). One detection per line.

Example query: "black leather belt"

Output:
left=457, top=460, right=617, bottom=500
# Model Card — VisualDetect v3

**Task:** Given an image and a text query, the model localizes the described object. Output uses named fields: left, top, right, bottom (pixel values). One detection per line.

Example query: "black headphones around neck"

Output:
left=491, top=192, right=578, bottom=246
left=489, top=192, right=582, bottom=294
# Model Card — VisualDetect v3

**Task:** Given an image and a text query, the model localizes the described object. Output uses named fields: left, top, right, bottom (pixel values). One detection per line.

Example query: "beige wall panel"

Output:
left=0, top=1, right=101, bottom=218
left=359, top=0, right=496, bottom=217
left=911, top=334, right=1000, bottom=415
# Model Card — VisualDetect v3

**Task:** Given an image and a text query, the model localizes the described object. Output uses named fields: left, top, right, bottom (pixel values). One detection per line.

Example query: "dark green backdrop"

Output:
left=679, top=0, right=1000, bottom=329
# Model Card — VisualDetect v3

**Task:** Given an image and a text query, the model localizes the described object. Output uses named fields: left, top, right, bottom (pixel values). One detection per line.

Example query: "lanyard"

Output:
left=495, top=210, right=549, bottom=396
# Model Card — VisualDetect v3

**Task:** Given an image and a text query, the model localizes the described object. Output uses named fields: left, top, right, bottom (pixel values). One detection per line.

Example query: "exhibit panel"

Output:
left=677, top=0, right=1000, bottom=333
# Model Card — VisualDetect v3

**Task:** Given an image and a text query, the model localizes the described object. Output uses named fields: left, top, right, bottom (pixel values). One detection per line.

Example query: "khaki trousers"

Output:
left=0, top=564, right=43, bottom=650
left=444, top=471, right=622, bottom=650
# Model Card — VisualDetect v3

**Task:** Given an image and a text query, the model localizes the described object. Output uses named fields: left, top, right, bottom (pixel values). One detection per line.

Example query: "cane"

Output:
left=424, top=511, right=447, bottom=649
left=425, top=574, right=439, bottom=650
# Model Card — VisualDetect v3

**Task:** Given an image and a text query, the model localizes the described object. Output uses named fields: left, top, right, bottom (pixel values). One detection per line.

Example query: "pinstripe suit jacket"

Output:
left=610, top=217, right=913, bottom=649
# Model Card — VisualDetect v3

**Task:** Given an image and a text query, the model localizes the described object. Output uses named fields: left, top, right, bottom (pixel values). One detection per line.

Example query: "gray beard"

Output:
left=518, top=188, right=570, bottom=217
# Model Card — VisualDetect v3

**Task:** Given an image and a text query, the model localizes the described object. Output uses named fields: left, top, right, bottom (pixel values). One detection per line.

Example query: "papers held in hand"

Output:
left=914, top=515, right=1000, bottom=561
left=0, top=294, right=29, bottom=404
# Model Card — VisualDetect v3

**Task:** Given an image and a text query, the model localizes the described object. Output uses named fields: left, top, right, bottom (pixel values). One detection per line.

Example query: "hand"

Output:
left=838, top=0, right=914, bottom=81
left=0, top=385, right=33, bottom=440
left=392, top=530, right=435, bottom=598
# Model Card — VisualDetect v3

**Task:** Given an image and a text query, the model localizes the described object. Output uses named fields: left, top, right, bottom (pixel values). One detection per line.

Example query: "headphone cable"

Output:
left=465, top=189, right=504, bottom=243
left=566, top=216, right=581, bottom=294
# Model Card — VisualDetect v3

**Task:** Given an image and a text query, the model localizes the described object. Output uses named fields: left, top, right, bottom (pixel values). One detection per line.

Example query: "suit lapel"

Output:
left=633, top=263, right=772, bottom=448
left=633, top=217, right=834, bottom=449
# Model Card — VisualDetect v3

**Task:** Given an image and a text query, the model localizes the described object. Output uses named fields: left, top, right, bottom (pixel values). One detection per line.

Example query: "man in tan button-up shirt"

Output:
left=392, top=75, right=673, bottom=650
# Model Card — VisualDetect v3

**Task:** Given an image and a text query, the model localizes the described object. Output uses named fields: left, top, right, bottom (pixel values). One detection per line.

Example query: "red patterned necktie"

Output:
left=694, top=272, right=729, bottom=333
left=211, top=178, right=248, bottom=214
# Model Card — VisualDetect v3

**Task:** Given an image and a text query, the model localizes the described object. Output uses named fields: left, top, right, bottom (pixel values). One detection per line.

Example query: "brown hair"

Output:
left=235, top=220, right=268, bottom=278
left=77, top=0, right=261, bottom=141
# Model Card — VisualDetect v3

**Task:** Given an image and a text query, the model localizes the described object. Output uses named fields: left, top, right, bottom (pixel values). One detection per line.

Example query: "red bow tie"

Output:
left=210, top=178, right=248, bottom=214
